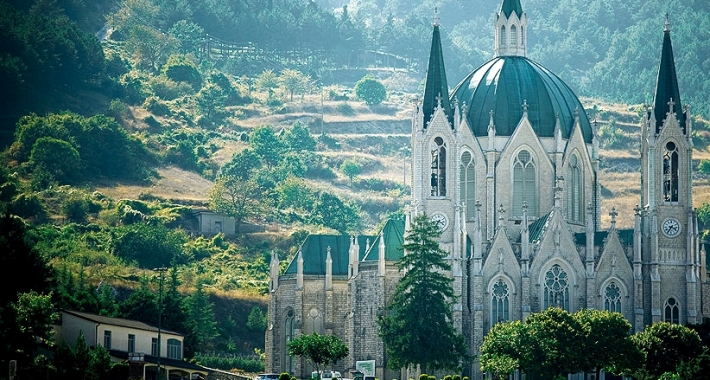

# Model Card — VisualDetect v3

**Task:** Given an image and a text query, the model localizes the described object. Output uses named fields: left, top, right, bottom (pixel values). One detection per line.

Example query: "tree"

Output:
left=209, top=174, right=268, bottom=234
left=119, top=276, right=159, bottom=324
left=518, top=308, right=584, bottom=378
left=246, top=306, right=267, bottom=332
left=479, top=320, right=526, bottom=379
left=377, top=213, right=467, bottom=372
left=574, top=309, right=642, bottom=379
left=250, top=125, right=285, bottom=168
left=340, top=160, right=361, bottom=185
left=354, top=75, right=386, bottom=106
left=183, top=281, right=218, bottom=351
left=282, top=122, right=316, bottom=152
left=162, top=54, right=202, bottom=88
left=111, top=223, right=188, bottom=268
left=29, top=137, right=82, bottom=184
left=630, top=322, right=705, bottom=380
left=255, top=69, right=279, bottom=97
left=279, top=69, right=312, bottom=101
left=287, top=333, right=348, bottom=376
left=309, top=192, right=360, bottom=234
left=196, top=82, right=227, bottom=120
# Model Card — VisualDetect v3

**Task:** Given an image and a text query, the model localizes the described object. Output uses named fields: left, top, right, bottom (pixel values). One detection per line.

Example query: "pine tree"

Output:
left=377, top=213, right=468, bottom=372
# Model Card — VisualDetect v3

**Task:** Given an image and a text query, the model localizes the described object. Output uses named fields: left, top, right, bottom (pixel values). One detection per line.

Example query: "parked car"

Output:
left=322, top=371, right=342, bottom=380
left=255, top=373, right=280, bottom=380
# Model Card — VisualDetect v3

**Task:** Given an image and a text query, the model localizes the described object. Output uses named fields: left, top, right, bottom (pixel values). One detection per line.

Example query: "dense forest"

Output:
left=1, top=0, right=710, bottom=377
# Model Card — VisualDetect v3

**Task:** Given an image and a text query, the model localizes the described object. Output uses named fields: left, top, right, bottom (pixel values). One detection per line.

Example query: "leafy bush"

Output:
left=62, top=193, right=90, bottom=223
left=11, top=192, right=47, bottom=219
left=112, top=222, right=189, bottom=268
left=148, top=76, right=193, bottom=100
left=162, top=54, right=202, bottom=89
left=29, top=137, right=82, bottom=184
left=143, top=96, right=172, bottom=116
left=699, top=160, right=710, bottom=174
left=354, top=75, right=386, bottom=106
left=193, top=353, right=264, bottom=373
left=120, top=71, right=149, bottom=104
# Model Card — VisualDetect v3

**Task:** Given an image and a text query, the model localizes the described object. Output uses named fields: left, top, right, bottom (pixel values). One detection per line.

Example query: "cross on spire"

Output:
left=522, top=99, right=528, bottom=114
left=609, top=207, right=618, bottom=228
left=664, top=13, right=670, bottom=32
left=668, top=98, right=675, bottom=113
left=433, top=6, right=440, bottom=27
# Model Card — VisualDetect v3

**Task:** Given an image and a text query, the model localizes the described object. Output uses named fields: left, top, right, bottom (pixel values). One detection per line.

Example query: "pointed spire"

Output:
left=653, top=16, right=684, bottom=133
left=500, top=0, right=523, bottom=18
left=422, top=18, right=452, bottom=127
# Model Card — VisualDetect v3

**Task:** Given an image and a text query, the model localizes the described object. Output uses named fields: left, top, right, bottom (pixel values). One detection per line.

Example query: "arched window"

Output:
left=663, top=141, right=679, bottom=202
left=664, top=298, right=679, bottom=324
left=510, top=25, right=517, bottom=46
left=567, top=154, right=583, bottom=222
left=491, top=279, right=510, bottom=324
left=544, top=264, right=570, bottom=311
left=284, top=309, right=295, bottom=372
left=513, top=149, right=537, bottom=217
left=304, top=308, right=323, bottom=334
left=460, top=151, right=475, bottom=219
left=167, top=338, right=182, bottom=360
left=604, top=283, right=621, bottom=313
left=500, top=26, right=506, bottom=47
left=431, top=137, right=447, bottom=197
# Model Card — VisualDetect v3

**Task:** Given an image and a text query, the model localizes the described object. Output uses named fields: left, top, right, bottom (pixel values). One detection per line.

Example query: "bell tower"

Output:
left=640, top=18, right=699, bottom=325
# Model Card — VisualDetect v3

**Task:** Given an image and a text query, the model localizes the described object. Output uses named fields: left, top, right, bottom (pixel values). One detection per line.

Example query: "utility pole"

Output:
left=154, top=267, right=168, bottom=380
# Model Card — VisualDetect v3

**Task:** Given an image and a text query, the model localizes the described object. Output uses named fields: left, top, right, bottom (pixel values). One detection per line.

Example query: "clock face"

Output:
left=662, top=218, right=681, bottom=237
left=431, top=213, right=448, bottom=231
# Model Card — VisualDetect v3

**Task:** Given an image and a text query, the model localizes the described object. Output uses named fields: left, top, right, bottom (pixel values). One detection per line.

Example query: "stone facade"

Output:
left=266, top=1, right=706, bottom=379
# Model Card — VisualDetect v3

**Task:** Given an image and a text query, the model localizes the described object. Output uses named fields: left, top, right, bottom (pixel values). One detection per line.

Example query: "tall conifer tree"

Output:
left=377, top=213, right=467, bottom=372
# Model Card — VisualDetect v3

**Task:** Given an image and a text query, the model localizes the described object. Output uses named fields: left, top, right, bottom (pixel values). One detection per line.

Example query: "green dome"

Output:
left=451, top=56, right=593, bottom=143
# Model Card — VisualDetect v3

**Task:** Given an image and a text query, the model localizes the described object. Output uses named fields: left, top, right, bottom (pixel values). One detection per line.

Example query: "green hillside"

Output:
left=2, top=0, right=710, bottom=375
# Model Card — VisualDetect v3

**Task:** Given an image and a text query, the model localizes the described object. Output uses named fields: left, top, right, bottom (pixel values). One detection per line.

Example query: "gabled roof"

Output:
left=363, top=219, right=406, bottom=261
left=574, top=229, right=634, bottom=248
left=284, top=235, right=375, bottom=276
left=422, top=23, right=453, bottom=127
left=653, top=24, right=685, bottom=133
left=61, top=310, right=182, bottom=336
left=500, top=0, right=523, bottom=18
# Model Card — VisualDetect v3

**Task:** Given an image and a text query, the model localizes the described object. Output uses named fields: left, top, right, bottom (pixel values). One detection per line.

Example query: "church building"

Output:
left=266, top=0, right=707, bottom=379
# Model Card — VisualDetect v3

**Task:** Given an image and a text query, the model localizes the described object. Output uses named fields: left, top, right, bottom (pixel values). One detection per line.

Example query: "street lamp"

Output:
left=154, top=267, right=168, bottom=380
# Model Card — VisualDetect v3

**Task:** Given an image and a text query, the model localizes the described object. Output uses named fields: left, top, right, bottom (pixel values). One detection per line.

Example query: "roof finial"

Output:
left=436, top=93, right=443, bottom=109
left=522, top=99, right=528, bottom=115
left=664, top=13, right=670, bottom=33
left=668, top=98, right=675, bottom=113
left=433, top=6, right=440, bottom=27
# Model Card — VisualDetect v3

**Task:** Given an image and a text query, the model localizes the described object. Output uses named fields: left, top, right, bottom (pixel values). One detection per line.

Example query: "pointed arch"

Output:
left=431, top=137, right=447, bottom=197
left=512, top=148, right=537, bottom=217
left=663, top=140, right=679, bottom=202
left=284, top=308, right=296, bottom=372
left=664, top=297, right=680, bottom=324
left=460, top=150, right=476, bottom=219
left=500, top=25, right=506, bottom=47
left=566, top=152, right=584, bottom=223
left=538, top=260, right=576, bottom=312
left=599, top=277, right=627, bottom=314
left=510, top=25, right=517, bottom=46
left=304, top=307, right=323, bottom=334
left=489, top=275, right=513, bottom=325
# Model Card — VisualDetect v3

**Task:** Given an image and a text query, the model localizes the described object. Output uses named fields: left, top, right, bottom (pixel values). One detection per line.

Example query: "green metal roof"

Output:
left=363, top=219, right=406, bottom=261
left=284, top=234, right=375, bottom=275
left=422, top=23, right=453, bottom=127
left=653, top=28, right=685, bottom=133
left=451, top=56, right=593, bottom=143
left=527, top=213, right=550, bottom=243
left=500, top=0, right=523, bottom=18
left=574, top=229, right=634, bottom=248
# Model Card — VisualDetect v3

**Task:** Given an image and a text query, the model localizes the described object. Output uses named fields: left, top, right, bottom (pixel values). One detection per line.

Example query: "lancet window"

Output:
left=663, top=141, right=679, bottom=202
left=431, top=137, right=447, bottom=197
left=513, top=149, right=537, bottom=217
left=460, top=151, right=475, bottom=218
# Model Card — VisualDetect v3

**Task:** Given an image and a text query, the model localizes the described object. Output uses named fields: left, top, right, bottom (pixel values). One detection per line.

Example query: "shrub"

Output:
left=419, top=375, right=428, bottom=380
left=148, top=75, right=193, bottom=100
left=108, top=98, right=130, bottom=119
left=354, top=75, right=386, bottom=105
left=143, top=96, right=172, bottom=116
left=699, top=159, right=710, bottom=174
left=143, top=115, right=162, bottom=129
left=597, top=119, right=630, bottom=149
left=279, top=373, right=291, bottom=380
left=162, top=54, right=202, bottom=89
left=11, top=192, right=46, bottom=219
left=62, top=193, right=90, bottom=223
left=120, top=71, right=149, bottom=104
